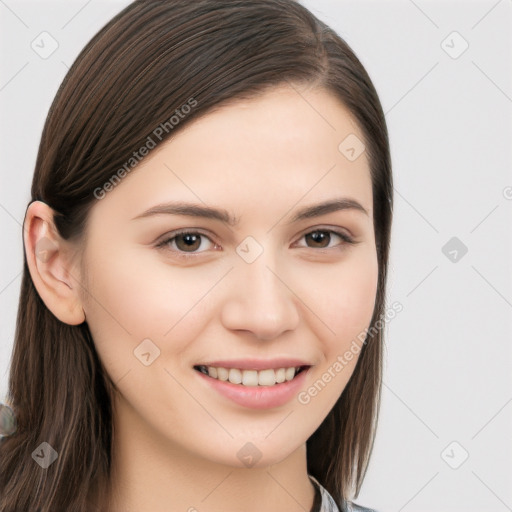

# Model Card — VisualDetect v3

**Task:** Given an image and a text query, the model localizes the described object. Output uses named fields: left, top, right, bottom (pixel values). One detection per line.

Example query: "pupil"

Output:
left=307, top=231, right=329, bottom=248
left=177, top=234, right=200, bottom=251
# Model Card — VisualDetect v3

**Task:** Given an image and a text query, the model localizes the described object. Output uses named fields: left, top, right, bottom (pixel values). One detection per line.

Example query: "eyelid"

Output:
left=294, top=224, right=355, bottom=243
left=155, top=228, right=214, bottom=245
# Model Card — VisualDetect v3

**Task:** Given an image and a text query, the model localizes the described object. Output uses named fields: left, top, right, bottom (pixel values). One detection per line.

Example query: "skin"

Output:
left=24, top=83, right=378, bottom=512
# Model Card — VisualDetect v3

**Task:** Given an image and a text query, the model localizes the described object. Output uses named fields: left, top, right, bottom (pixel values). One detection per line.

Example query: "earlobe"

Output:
left=23, top=200, right=86, bottom=326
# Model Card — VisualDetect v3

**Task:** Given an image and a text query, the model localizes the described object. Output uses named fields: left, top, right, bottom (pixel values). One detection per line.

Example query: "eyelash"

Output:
left=155, top=228, right=357, bottom=260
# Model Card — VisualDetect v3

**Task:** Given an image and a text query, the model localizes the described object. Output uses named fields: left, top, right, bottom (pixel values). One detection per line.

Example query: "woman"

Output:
left=0, top=1, right=393, bottom=511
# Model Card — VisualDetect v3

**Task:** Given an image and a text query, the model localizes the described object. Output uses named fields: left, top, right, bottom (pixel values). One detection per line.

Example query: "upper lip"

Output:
left=194, top=358, right=313, bottom=371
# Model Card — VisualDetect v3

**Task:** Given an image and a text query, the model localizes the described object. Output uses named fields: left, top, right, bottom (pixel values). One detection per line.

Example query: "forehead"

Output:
left=88, top=85, right=373, bottom=225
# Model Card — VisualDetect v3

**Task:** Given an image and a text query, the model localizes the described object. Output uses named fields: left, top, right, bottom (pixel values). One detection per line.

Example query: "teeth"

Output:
left=199, top=365, right=304, bottom=386
left=216, top=367, right=229, bottom=381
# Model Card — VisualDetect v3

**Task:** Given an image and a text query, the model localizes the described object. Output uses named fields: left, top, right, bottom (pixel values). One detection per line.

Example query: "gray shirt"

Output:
left=309, top=475, right=378, bottom=512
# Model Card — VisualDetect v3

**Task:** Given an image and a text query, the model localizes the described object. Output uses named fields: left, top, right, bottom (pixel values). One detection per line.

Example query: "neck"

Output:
left=94, top=392, right=316, bottom=512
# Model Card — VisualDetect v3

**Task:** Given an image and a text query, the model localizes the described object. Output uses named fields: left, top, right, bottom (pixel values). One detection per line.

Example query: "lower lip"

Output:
left=194, top=367, right=311, bottom=410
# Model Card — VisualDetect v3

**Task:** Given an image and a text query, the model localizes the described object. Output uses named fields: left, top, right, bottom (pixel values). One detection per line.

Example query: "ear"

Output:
left=23, top=200, right=86, bottom=326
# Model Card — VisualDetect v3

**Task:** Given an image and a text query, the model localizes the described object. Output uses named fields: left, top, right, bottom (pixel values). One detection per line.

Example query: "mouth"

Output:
left=193, top=364, right=311, bottom=387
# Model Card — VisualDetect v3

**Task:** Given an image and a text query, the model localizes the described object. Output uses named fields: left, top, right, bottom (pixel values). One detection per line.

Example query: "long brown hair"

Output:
left=0, top=1, right=393, bottom=510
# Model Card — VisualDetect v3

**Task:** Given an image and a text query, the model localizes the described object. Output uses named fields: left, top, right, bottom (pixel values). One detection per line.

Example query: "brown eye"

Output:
left=298, top=229, right=355, bottom=250
left=174, top=233, right=202, bottom=252
left=156, top=230, right=217, bottom=258
left=304, top=231, right=331, bottom=249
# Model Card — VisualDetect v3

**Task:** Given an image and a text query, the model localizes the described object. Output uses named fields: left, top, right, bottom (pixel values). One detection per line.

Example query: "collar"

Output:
left=308, top=475, right=341, bottom=512
left=308, top=476, right=377, bottom=512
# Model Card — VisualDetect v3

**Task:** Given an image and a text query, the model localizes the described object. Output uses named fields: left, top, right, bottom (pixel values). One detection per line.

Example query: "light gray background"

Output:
left=1, top=1, right=511, bottom=510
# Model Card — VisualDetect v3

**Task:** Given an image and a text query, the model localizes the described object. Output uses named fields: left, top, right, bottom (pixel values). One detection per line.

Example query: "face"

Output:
left=77, top=84, right=378, bottom=468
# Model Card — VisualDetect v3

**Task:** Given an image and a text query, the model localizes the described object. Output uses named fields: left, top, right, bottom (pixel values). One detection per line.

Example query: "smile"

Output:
left=194, top=364, right=309, bottom=387
left=193, top=364, right=312, bottom=409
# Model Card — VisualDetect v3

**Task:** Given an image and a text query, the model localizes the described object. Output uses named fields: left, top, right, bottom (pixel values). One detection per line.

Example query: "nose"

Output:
left=220, top=253, right=300, bottom=341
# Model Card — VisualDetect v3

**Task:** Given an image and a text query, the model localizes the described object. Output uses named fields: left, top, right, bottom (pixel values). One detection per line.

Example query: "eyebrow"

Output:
left=131, top=198, right=369, bottom=226
left=287, top=198, right=369, bottom=223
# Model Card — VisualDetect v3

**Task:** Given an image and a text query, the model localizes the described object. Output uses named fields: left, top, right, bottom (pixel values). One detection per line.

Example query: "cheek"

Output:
left=295, top=252, right=378, bottom=411
left=298, top=251, right=379, bottom=345
left=80, top=246, right=220, bottom=366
